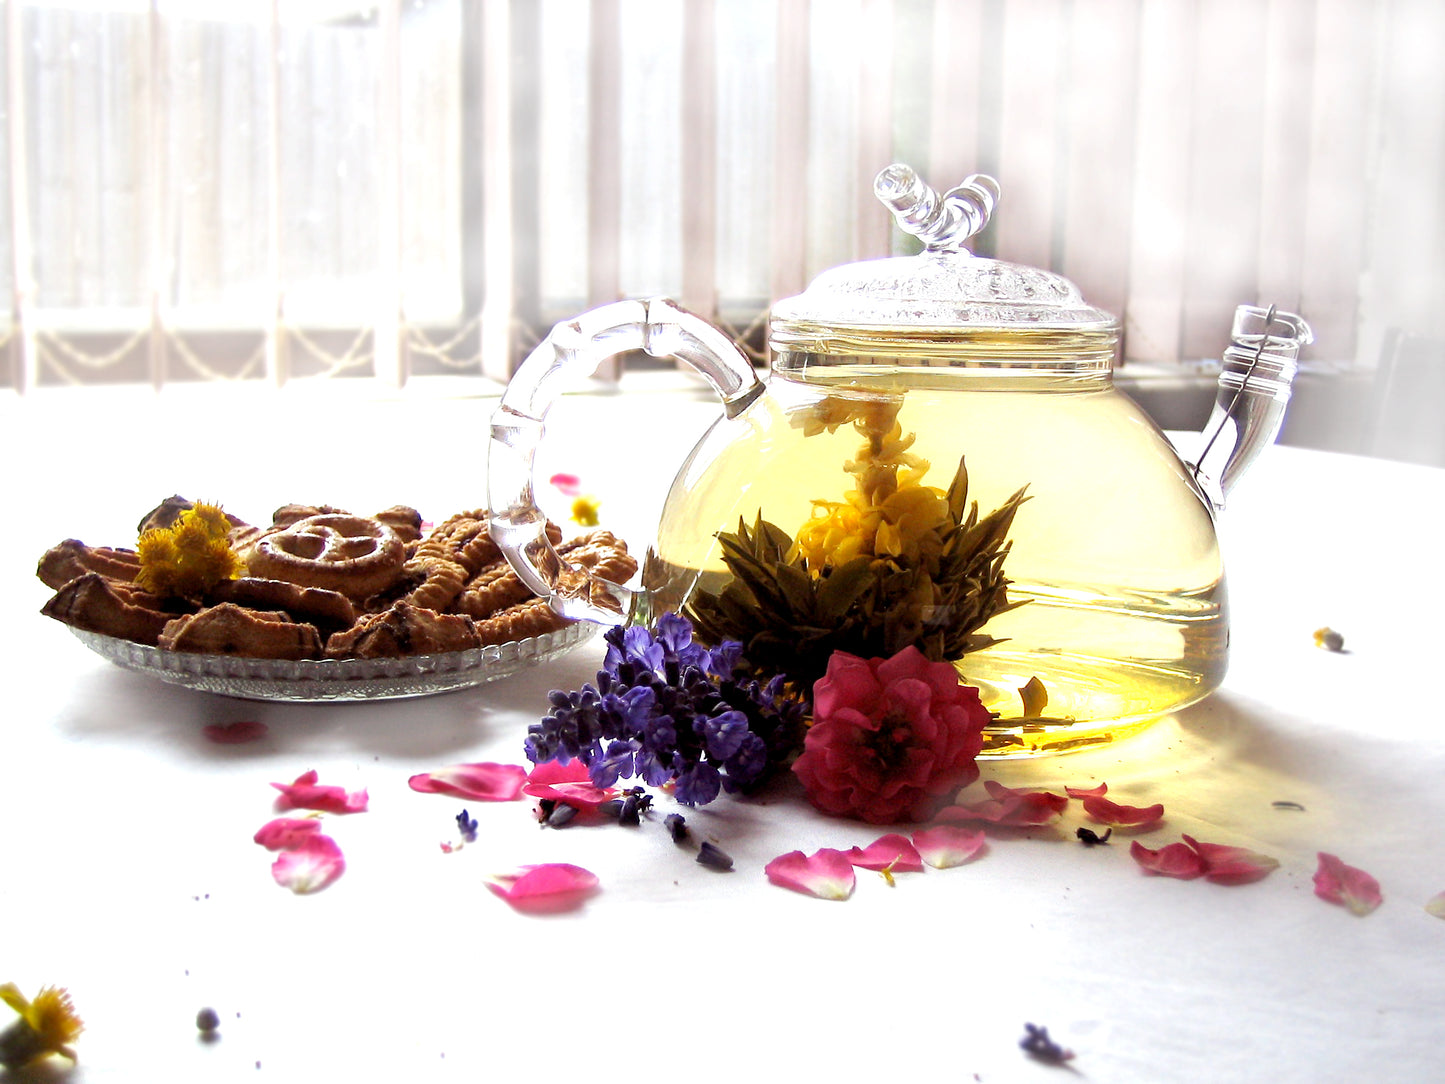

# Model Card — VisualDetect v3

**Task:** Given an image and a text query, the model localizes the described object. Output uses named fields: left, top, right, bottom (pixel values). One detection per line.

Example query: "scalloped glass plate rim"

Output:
left=68, top=621, right=601, bottom=702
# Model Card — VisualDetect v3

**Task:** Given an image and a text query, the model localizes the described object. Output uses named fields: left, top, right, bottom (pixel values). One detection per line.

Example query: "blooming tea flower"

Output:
left=791, top=400, right=950, bottom=572
left=792, top=646, right=990, bottom=824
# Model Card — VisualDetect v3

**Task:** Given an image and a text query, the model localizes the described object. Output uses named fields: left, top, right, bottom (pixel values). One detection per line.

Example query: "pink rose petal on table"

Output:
left=847, top=833, right=925, bottom=873
left=526, top=760, right=592, bottom=785
left=271, top=770, right=368, bottom=815
left=911, top=825, right=987, bottom=868
left=485, top=863, right=599, bottom=913
left=521, top=763, right=619, bottom=813
left=202, top=720, right=269, bottom=744
left=1082, top=795, right=1165, bottom=829
left=1183, top=834, right=1279, bottom=885
left=523, top=760, right=619, bottom=810
left=1130, top=840, right=1207, bottom=879
left=1425, top=892, right=1445, bottom=919
left=937, top=781, right=1068, bottom=826
left=549, top=472, right=584, bottom=496
left=253, top=817, right=324, bottom=851
left=765, top=849, right=857, bottom=900
left=1065, top=782, right=1108, bottom=799
left=271, top=834, right=345, bottom=895
left=1313, top=852, right=1383, bottom=915
left=408, top=762, right=528, bottom=801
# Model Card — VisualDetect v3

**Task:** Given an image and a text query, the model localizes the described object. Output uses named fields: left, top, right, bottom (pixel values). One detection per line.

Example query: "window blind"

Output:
left=3, top=0, right=1441, bottom=391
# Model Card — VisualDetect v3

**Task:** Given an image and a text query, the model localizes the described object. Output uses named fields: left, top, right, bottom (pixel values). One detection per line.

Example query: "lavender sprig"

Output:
left=525, top=613, right=806, bottom=806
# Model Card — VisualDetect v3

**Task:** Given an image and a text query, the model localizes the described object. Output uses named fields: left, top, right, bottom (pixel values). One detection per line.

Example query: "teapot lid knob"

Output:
left=874, top=164, right=1000, bottom=254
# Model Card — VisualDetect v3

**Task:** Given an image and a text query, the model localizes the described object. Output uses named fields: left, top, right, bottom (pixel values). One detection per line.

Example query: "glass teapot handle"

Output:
left=487, top=297, right=764, bottom=625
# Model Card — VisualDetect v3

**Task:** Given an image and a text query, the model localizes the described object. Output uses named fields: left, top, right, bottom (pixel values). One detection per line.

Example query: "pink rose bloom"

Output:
left=792, top=646, right=990, bottom=824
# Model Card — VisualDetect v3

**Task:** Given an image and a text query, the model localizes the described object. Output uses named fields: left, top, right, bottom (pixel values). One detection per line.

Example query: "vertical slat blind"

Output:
left=2, top=0, right=1442, bottom=391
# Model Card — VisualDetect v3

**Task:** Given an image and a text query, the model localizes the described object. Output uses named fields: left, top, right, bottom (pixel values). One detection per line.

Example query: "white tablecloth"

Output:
left=3, top=376, right=1442, bottom=1083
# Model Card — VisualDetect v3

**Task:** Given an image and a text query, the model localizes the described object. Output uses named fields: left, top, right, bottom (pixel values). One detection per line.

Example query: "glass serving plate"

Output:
left=69, top=622, right=601, bottom=702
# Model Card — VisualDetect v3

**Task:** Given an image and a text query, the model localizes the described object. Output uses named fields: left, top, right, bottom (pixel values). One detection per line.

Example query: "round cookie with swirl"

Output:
left=241, top=513, right=406, bottom=603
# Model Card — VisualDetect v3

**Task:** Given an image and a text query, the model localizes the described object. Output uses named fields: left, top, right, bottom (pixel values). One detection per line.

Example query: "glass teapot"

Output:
left=487, top=164, right=1312, bottom=756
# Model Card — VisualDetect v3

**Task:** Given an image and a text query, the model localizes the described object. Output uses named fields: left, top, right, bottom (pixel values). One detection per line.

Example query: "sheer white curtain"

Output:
left=3, top=0, right=1442, bottom=390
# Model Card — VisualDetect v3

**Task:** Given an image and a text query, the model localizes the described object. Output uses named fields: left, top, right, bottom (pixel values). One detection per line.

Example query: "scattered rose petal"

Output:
left=202, top=720, right=269, bottom=744
left=1425, top=892, right=1445, bottom=919
left=549, top=472, right=583, bottom=496
left=521, top=761, right=620, bottom=812
left=1183, top=834, right=1279, bottom=885
left=485, top=863, right=599, bottom=913
left=522, top=780, right=619, bottom=814
left=847, top=833, right=925, bottom=873
left=271, top=835, right=345, bottom=895
left=912, top=825, right=987, bottom=868
left=1065, top=782, right=1107, bottom=799
left=938, top=781, right=1068, bottom=826
left=1082, top=795, right=1165, bottom=829
left=1314, top=852, right=1382, bottom=915
left=765, top=849, right=856, bottom=900
left=271, top=770, right=368, bottom=814
left=253, top=817, right=324, bottom=851
left=1132, top=835, right=1278, bottom=885
left=408, top=762, right=527, bottom=802
left=1130, top=840, right=1206, bottom=879
left=525, top=760, right=591, bottom=785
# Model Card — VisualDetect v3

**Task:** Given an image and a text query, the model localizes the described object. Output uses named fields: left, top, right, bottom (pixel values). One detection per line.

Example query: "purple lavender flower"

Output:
left=527, top=613, right=806, bottom=806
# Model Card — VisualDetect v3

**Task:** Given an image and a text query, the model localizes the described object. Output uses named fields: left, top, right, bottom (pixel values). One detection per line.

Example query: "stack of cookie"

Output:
left=37, top=499, right=636, bottom=660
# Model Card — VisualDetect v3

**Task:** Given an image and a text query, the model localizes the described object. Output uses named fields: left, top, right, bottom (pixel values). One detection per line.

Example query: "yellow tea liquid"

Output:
left=640, top=362, right=1226, bottom=757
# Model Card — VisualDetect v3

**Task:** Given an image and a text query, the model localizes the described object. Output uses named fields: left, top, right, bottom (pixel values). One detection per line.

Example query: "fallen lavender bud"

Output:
left=696, top=841, right=733, bottom=871
left=544, top=803, right=579, bottom=828
left=665, top=813, right=689, bottom=844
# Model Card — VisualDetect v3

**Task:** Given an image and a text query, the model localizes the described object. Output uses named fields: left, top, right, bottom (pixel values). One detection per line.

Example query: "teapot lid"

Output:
left=769, top=165, right=1117, bottom=344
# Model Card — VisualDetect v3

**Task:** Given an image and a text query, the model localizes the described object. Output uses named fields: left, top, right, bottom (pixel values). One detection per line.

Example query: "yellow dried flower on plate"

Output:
left=135, top=500, right=244, bottom=599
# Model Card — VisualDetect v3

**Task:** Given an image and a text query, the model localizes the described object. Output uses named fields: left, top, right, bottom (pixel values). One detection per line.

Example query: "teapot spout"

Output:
left=1190, top=304, right=1313, bottom=511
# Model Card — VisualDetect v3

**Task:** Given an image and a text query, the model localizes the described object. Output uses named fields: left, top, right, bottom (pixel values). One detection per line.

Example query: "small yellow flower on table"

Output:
left=0, top=983, right=84, bottom=1068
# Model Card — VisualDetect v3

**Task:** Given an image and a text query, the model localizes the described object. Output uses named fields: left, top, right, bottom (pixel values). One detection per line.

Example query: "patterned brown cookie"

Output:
left=270, top=503, right=349, bottom=528
left=453, top=531, right=636, bottom=620
left=37, top=539, right=142, bottom=590
left=415, top=513, right=563, bottom=578
left=472, top=597, right=571, bottom=645
left=205, top=577, right=357, bottom=631
left=42, top=572, right=186, bottom=645
left=413, top=514, right=496, bottom=575
left=401, top=557, right=469, bottom=612
left=244, top=514, right=407, bottom=602
left=159, top=603, right=322, bottom=660
left=453, top=557, right=531, bottom=620
left=374, top=504, right=423, bottom=544
left=324, top=602, right=480, bottom=659
left=570, top=539, right=639, bottom=587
